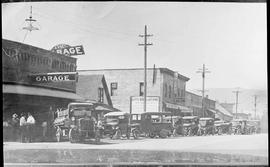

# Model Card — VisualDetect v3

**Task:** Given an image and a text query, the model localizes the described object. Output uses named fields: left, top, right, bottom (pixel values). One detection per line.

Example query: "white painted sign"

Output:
left=131, top=96, right=160, bottom=114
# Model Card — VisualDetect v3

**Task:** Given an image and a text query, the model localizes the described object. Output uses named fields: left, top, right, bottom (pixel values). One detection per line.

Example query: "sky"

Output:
left=2, top=2, right=267, bottom=91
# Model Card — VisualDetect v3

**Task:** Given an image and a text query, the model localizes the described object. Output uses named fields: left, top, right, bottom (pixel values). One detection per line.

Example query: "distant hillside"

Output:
left=188, top=88, right=268, bottom=119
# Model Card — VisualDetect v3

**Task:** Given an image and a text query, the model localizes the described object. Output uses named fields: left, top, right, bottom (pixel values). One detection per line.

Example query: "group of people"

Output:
left=9, top=112, right=36, bottom=143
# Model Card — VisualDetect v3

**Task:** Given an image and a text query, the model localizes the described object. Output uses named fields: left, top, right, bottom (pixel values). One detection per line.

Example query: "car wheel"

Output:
left=149, top=132, right=156, bottom=138
left=69, top=128, right=79, bottom=143
left=132, top=129, right=140, bottom=139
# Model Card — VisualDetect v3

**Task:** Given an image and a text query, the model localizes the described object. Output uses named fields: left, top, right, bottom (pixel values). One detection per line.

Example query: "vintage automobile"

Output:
left=164, top=116, right=183, bottom=136
left=246, top=120, right=261, bottom=134
left=231, top=119, right=247, bottom=135
left=182, top=116, right=199, bottom=136
left=222, top=122, right=233, bottom=135
left=214, top=120, right=225, bottom=135
left=53, top=101, right=113, bottom=143
left=198, top=117, right=215, bottom=136
left=139, top=112, right=174, bottom=138
left=103, top=112, right=140, bottom=139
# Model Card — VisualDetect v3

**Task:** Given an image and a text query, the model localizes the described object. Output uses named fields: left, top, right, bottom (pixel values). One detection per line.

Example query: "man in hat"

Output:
left=19, top=113, right=27, bottom=143
left=10, top=113, right=19, bottom=141
left=26, top=112, right=36, bottom=142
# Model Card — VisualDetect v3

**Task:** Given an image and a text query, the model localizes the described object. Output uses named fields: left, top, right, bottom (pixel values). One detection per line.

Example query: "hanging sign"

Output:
left=29, top=72, right=77, bottom=83
left=51, top=44, right=85, bottom=56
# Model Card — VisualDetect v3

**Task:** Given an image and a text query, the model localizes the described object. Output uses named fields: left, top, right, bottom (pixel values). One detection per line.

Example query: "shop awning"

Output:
left=165, top=102, right=192, bottom=113
left=207, top=109, right=217, bottom=114
left=3, top=84, right=83, bottom=100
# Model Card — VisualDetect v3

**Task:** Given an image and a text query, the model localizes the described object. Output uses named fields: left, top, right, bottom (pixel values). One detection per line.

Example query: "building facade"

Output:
left=2, top=39, right=81, bottom=141
left=185, top=91, right=216, bottom=118
left=76, top=75, right=113, bottom=106
left=78, top=68, right=190, bottom=115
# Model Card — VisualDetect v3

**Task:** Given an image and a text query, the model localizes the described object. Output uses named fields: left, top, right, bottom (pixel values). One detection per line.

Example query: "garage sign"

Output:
left=51, top=44, right=85, bottom=56
left=29, top=72, right=77, bottom=83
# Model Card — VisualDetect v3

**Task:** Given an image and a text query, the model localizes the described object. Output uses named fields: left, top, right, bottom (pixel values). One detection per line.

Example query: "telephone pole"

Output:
left=232, top=89, right=241, bottom=119
left=196, top=64, right=210, bottom=117
left=139, top=25, right=153, bottom=112
left=254, top=95, right=257, bottom=119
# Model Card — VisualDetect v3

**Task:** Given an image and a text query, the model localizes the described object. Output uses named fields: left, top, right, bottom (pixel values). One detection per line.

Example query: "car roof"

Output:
left=183, top=116, right=198, bottom=119
left=199, top=117, right=214, bottom=120
left=141, top=112, right=172, bottom=115
left=104, top=112, right=129, bottom=117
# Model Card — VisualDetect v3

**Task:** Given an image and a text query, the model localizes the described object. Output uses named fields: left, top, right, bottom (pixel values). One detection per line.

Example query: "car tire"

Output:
left=69, top=128, right=78, bottom=143
left=132, top=129, right=140, bottom=139
left=149, top=132, right=156, bottom=138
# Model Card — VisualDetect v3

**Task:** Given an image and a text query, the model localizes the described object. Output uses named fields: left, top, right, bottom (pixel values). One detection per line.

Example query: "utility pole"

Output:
left=139, top=25, right=153, bottom=112
left=254, top=95, right=257, bottom=119
left=232, top=89, right=241, bottom=119
left=196, top=64, right=210, bottom=117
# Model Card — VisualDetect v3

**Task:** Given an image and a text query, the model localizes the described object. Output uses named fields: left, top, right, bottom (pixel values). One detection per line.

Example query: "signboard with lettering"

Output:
left=131, top=96, right=160, bottom=114
left=51, top=44, right=85, bottom=56
left=29, top=72, right=77, bottom=83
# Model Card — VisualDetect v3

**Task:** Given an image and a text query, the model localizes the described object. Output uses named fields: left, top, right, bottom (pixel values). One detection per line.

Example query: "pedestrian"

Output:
left=19, top=113, right=27, bottom=143
left=41, top=121, right=48, bottom=141
left=10, top=113, right=20, bottom=141
left=26, top=112, right=36, bottom=142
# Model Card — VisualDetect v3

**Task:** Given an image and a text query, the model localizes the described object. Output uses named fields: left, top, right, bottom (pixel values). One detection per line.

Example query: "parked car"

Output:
left=182, top=116, right=199, bottom=136
left=246, top=120, right=261, bottom=134
left=231, top=119, right=247, bottom=135
left=53, top=102, right=101, bottom=143
left=104, top=112, right=140, bottom=139
left=214, top=120, right=225, bottom=135
left=164, top=116, right=183, bottom=136
left=222, top=122, right=233, bottom=135
left=139, top=112, right=174, bottom=138
left=198, top=117, right=215, bottom=136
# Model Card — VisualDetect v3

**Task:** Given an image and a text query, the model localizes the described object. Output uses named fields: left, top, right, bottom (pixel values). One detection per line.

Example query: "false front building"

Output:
left=2, top=39, right=82, bottom=141
left=77, top=68, right=191, bottom=115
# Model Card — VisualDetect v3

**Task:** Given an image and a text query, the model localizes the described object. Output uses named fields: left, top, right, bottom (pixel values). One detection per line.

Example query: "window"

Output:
left=178, top=88, right=180, bottom=97
left=98, top=87, right=104, bottom=103
left=139, top=82, right=144, bottom=96
left=164, top=84, right=167, bottom=97
left=169, top=85, right=172, bottom=98
left=110, top=82, right=118, bottom=96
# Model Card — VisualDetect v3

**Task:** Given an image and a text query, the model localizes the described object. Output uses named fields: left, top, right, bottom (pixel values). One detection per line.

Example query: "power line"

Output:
left=138, top=25, right=153, bottom=113
left=196, top=64, right=210, bottom=117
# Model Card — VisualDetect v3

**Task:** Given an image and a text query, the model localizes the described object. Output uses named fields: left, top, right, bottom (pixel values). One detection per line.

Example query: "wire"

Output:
left=22, top=30, right=29, bottom=43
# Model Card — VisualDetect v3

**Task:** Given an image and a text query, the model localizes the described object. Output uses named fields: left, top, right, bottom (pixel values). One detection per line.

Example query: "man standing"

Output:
left=26, top=112, right=36, bottom=142
left=10, top=113, right=19, bottom=141
left=19, top=113, right=27, bottom=143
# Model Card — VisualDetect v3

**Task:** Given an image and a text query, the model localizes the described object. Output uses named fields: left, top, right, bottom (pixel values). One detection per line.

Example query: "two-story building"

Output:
left=77, top=68, right=191, bottom=116
left=2, top=39, right=82, bottom=141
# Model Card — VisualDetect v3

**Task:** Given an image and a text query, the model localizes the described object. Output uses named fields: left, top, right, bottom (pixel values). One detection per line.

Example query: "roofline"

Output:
left=2, top=38, right=76, bottom=61
left=77, top=67, right=190, bottom=81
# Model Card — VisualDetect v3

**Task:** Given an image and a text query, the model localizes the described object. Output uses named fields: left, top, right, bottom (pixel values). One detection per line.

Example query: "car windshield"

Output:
left=69, top=104, right=92, bottom=111
left=199, top=120, right=207, bottom=126
left=69, top=104, right=92, bottom=117
left=183, top=119, right=193, bottom=124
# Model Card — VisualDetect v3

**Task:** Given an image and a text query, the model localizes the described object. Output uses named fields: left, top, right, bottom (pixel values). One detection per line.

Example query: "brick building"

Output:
left=77, top=68, right=190, bottom=115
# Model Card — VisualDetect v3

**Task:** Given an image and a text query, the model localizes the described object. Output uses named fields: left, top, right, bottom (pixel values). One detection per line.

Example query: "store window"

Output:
left=111, top=82, right=118, bottom=96
left=98, top=87, right=104, bottom=103
left=139, top=82, right=144, bottom=96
